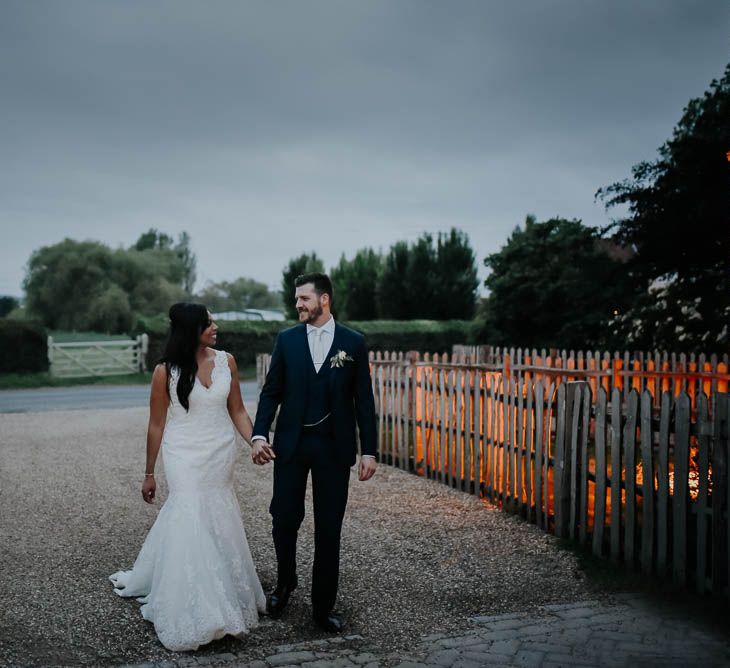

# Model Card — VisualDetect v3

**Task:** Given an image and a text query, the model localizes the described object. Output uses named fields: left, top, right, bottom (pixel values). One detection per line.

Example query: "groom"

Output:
left=251, top=272, right=377, bottom=632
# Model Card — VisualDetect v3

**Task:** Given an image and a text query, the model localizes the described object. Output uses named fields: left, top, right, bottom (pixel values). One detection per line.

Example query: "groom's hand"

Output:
left=251, top=440, right=276, bottom=465
left=358, top=456, right=377, bottom=481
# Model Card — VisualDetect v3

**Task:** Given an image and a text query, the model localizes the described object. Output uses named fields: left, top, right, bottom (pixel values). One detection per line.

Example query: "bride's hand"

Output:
left=142, top=476, right=156, bottom=504
left=251, top=440, right=275, bottom=465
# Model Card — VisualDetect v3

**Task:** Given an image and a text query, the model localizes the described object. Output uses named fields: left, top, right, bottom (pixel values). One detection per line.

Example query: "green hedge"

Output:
left=143, top=318, right=477, bottom=368
left=0, top=319, right=49, bottom=373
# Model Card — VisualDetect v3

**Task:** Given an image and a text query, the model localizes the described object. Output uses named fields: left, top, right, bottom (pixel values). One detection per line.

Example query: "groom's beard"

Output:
left=298, top=302, right=323, bottom=324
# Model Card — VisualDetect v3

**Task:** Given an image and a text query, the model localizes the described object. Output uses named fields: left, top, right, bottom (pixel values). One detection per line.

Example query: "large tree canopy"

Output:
left=378, top=229, right=479, bottom=320
left=331, top=248, right=382, bottom=320
left=23, top=232, right=194, bottom=333
left=597, top=61, right=729, bottom=351
left=481, top=216, right=633, bottom=350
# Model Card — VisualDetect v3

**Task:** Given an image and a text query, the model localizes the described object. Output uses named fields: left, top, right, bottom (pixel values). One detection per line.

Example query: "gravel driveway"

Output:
left=0, top=407, right=597, bottom=666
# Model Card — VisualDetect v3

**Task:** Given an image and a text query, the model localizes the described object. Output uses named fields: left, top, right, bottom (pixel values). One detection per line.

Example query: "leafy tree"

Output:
left=175, top=231, right=197, bottom=294
left=377, top=229, right=479, bottom=319
left=331, top=248, right=383, bottom=320
left=0, top=296, right=19, bottom=318
left=133, top=229, right=196, bottom=293
left=281, top=252, right=325, bottom=319
left=84, top=284, right=133, bottom=333
left=197, top=277, right=282, bottom=312
left=378, top=241, right=412, bottom=319
left=24, top=239, right=116, bottom=330
left=434, top=228, right=479, bottom=319
left=23, top=232, right=196, bottom=333
left=596, top=62, right=730, bottom=350
left=134, top=229, right=174, bottom=251
left=480, top=216, right=633, bottom=349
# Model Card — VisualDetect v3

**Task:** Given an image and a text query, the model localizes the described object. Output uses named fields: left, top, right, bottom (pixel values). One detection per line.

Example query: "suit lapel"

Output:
left=328, top=324, right=344, bottom=392
left=295, top=324, right=309, bottom=382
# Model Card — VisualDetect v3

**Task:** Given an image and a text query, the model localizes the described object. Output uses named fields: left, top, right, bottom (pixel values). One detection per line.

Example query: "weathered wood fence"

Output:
left=369, top=349, right=730, bottom=596
left=453, top=345, right=729, bottom=408
left=256, top=347, right=730, bottom=596
left=47, top=335, right=149, bottom=378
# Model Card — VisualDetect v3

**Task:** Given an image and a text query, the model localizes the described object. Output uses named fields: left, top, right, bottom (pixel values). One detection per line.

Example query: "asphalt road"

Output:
left=0, top=381, right=260, bottom=413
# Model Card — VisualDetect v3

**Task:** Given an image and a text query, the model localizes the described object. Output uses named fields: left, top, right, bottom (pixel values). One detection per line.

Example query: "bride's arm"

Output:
left=142, top=365, right=169, bottom=503
left=226, top=354, right=254, bottom=446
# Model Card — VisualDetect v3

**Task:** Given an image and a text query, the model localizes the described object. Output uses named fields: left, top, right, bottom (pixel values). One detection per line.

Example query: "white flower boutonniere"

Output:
left=330, top=349, right=354, bottom=368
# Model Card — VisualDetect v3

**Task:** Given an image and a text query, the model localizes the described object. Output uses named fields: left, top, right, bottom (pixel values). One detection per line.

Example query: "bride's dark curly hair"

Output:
left=160, top=302, right=211, bottom=411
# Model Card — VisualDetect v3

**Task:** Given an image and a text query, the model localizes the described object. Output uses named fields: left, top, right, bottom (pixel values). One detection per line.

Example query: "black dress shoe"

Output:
left=313, top=609, right=345, bottom=633
left=266, top=576, right=298, bottom=619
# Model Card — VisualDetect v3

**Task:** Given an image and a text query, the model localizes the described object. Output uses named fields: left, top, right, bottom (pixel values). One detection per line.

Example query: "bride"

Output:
left=110, top=303, right=266, bottom=651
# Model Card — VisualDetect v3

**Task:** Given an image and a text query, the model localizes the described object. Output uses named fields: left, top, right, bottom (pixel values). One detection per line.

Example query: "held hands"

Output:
left=251, top=440, right=276, bottom=466
left=142, top=476, right=156, bottom=504
left=358, top=456, right=377, bottom=482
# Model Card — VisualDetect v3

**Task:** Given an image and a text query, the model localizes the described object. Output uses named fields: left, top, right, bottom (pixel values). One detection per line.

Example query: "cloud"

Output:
left=1, top=0, right=727, bottom=295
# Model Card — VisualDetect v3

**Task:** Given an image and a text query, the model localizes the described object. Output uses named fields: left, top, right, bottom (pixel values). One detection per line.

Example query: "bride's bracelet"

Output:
left=144, top=473, right=155, bottom=477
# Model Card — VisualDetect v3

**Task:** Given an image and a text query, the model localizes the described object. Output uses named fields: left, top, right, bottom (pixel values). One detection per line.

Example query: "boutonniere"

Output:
left=330, top=349, right=354, bottom=368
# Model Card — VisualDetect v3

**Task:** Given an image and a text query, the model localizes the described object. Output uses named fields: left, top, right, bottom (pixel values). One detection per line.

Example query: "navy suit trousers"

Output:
left=269, top=430, right=351, bottom=616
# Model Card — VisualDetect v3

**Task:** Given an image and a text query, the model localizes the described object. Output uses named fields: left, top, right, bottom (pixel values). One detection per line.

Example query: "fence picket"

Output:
left=534, top=381, right=544, bottom=529
left=579, top=384, right=591, bottom=545
left=713, top=393, right=730, bottom=596
left=640, top=390, right=655, bottom=575
left=593, top=388, right=607, bottom=556
left=624, top=390, right=639, bottom=569
left=657, top=391, right=671, bottom=577
left=695, top=393, right=710, bottom=593
left=673, top=391, right=691, bottom=586
left=610, top=388, right=622, bottom=562
left=554, top=383, right=567, bottom=537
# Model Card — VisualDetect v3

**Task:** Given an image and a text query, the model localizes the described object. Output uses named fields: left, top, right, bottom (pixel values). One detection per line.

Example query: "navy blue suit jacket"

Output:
left=253, top=322, right=377, bottom=466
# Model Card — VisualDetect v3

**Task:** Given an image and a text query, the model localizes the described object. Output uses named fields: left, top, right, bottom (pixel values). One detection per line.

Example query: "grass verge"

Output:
left=0, top=364, right=258, bottom=390
left=0, top=372, right=153, bottom=390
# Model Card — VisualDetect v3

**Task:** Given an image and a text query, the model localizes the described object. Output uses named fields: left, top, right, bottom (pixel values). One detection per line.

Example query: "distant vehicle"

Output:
left=212, top=309, right=286, bottom=322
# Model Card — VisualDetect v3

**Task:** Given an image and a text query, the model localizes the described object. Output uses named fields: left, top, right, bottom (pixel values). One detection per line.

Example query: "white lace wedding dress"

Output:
left=110, top=349, right=266, bottom=651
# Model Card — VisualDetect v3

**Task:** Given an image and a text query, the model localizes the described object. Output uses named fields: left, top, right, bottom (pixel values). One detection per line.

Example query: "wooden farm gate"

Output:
left=47, top=334, right=149, bottom=378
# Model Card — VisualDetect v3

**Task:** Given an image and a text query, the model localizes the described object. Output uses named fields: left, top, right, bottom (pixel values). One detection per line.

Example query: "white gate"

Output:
left=47, top=334, right=149, bottom=378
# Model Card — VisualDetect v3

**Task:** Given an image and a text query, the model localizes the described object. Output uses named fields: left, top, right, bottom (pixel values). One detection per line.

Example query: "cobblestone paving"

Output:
left=121, top=594, right=730, bottom=667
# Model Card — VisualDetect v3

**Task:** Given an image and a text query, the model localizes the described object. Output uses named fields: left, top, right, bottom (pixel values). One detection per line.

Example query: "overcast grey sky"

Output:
left=1, top=1, right=728, bottom=297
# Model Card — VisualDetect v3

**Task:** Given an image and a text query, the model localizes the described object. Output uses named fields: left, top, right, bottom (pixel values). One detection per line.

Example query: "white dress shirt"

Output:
left=307, top=315, right=335, bottom=372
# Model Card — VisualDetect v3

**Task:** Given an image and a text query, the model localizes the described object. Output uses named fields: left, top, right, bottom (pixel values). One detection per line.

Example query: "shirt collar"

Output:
left=307, top=315, right=335, bottom=336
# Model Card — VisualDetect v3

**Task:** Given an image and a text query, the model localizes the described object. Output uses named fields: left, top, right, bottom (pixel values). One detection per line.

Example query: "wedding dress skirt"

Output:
left=110, top=350, right=266, bottom=651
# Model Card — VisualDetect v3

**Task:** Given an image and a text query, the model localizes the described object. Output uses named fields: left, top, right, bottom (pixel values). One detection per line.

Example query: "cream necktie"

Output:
left=312, top=328, right=324, bottom=372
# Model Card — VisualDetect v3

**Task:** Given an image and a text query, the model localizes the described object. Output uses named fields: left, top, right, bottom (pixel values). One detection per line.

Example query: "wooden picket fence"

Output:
left=368, top=350, right=730, bottom=596
left=47, top=334, right=149, bottom=378
left=256, top=347, right=730, bottom=595
left=452, top=345, right=729, bottom=408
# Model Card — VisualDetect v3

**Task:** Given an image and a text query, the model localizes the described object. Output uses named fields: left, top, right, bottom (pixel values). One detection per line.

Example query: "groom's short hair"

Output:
left=295, top=272, right=333, bottom=303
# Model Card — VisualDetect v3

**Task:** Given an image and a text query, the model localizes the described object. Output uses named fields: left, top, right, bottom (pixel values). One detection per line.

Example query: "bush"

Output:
left=0, top=320, right=49, bottom=373
left=142, top=318, right=477, bottom=369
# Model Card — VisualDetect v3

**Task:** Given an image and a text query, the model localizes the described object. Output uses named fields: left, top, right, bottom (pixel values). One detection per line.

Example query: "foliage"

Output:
left=85, top=284, right=133, bottom=334
left=331, top=248, right=382, bottom=320
left=0, top=296, right=19, bottom=318
left=596, top=62, right=730, bottom=350
left=143, top=318, right=476, bottom=369
left=280, top=252, right=325, bottom=319
left=23, top=232, right=194, bottom=334
left=196, top=277, right=282, bottom=312
left=480, top=216, right=633, bottom=349
left=378, top=229, right=479, bottom=319
left=134, top=229, right=197, bottom=293
left=0, top=319, right=48, bottom=373
left=378, top=241, right=411, bottom=319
